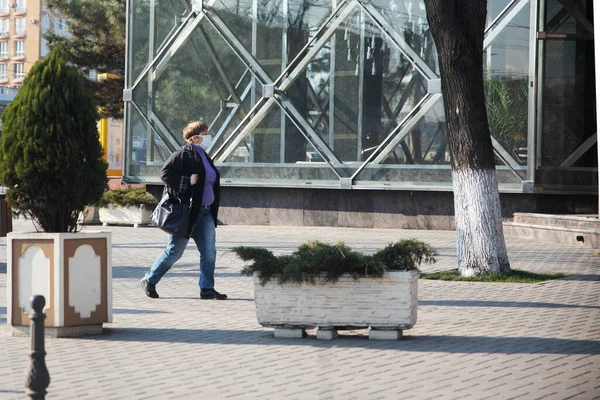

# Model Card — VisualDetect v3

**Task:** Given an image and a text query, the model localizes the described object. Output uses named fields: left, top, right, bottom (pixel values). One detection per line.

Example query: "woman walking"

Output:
left=141, top=121, right=227, bottom=300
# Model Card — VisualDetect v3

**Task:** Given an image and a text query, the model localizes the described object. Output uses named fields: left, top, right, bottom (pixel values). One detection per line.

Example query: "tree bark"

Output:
left=424, top=0, right=510, bottom=275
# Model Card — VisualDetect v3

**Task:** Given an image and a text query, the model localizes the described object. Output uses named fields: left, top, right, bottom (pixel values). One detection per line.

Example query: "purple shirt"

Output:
left=193, top=145, right=216, bottom=206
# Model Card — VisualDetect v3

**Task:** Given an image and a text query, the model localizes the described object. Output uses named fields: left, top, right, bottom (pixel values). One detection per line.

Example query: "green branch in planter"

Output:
left=96, top=186, right=158, bottom=211
left=232, top=239, right=437, bottom=286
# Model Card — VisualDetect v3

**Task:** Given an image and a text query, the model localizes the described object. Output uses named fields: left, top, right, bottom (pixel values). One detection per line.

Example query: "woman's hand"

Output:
left=190, top=174, right=199, bottom=185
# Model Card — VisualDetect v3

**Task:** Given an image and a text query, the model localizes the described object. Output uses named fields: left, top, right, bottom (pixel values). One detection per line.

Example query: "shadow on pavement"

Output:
left=88, top=328, right=600, bottom=355
left=419, top=300, right=600, bottom=309
left=113, top=308, right=170, bottom=314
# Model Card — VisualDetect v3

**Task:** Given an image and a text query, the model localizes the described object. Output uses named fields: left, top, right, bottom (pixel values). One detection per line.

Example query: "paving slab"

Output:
left=1, top=218, right=599, bottom=399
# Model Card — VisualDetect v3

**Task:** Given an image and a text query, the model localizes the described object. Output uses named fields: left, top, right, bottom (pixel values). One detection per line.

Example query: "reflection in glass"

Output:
left=127, top=0, right=538, bottom=188
left=483, top=3, right=529, bottom=165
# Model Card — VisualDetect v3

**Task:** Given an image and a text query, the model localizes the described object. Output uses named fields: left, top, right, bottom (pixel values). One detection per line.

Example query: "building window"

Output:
left=13, top=62, right=24, bottom=80
left=41, top=0, right=48, bottom=11
left=41, top=37, right=48, bottom=57
left=0, top=64, right=6, bottom=81
left=41, top=14, right=49, bottom=34
left=0, top=19, right=8, bottom=36
left=13, top=40, right=24, bottom=57
left=0, top=41, right=7, bottom=59
left=15, top=0, right=25, bottom=13
left=56, top=17, right=68, bottom=36
left=14, top=17, right=25, bottom=35
left=0, top=0, right=8, bottom=13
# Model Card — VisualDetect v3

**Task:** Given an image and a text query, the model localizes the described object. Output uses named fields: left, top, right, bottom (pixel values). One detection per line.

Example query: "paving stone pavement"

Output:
left=0, top=217, right=599, bottom=400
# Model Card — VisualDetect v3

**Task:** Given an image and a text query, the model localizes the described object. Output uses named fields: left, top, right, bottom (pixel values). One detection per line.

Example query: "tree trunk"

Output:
left=424, top=0, right=510, bottom=275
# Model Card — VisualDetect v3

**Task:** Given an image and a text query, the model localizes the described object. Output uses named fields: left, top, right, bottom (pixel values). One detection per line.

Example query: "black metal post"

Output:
left=25, top=295, right=50, bottom=400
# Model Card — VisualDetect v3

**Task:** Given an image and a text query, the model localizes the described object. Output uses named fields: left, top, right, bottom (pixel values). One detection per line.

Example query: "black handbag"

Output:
left=151, top=193, right=190, bottom=237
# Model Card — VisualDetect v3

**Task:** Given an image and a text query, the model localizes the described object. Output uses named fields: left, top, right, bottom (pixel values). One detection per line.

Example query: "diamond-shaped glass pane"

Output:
left=152, top=20, right=250, bottom=136
left=208, top=0, right=332, bottom=80
left=282, top=6, right=429, bottom=175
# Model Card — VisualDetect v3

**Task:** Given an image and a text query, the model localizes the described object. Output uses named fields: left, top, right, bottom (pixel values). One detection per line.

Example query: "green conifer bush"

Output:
left=233, top=239, right=437, bottom=285
left=0, top=48, right=107, bottom=232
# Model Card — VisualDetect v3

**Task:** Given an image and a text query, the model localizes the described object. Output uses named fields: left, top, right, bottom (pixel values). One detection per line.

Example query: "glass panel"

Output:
left=483, top=3, right=529, bottom=166
left=218, top=104, right=340, bottom=183
left=545, top=0, right=589, bottom=34
left=283, top=7, right=429, bottom=171
left=208, top=0, right=253, bottom=54
left=208, top=0, right=332, bottom=80
left=127, top=106, right=168, bottom=177
left=354, top=97, right=450, bottom=184
left=541, top=40, right=596, bottom=167
left=131, top=0, right=152, bottom=82
left=152, top=20, right=249, bottom=137
left=487, top=0, right=513, bottom=27
left=370, top=0, right=438, bottom=73
left=155, top=0, right=191, bottom=53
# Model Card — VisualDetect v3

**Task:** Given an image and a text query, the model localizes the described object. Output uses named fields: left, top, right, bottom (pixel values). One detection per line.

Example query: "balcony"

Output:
left=13, top=29, right=25, bottom=38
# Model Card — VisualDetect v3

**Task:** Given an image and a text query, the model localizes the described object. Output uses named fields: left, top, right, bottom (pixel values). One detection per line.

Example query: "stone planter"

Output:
left=253, top=270, right=419, bottom=340
left=7, top=231, right=112, bottom=337
left=78, top=206, right=100, bottom=225
left=98, top=204, right=152, bottom=227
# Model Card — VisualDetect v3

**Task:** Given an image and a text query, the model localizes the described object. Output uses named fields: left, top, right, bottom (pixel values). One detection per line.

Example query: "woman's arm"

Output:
left=160, top=149, right=190, bottom=194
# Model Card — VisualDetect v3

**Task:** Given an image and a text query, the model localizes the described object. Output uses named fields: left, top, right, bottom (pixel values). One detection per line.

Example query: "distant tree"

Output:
left=0, top=49, right=107, bottom=232
left=423, top=0, right=511, bottom=275
left=46, top=0, right=125, bottom=118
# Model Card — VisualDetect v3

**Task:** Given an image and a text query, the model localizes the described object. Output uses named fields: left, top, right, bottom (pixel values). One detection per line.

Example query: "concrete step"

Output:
left=513, top=212, right=600, bottom=230
left=503, top=221, right=600, bottom=249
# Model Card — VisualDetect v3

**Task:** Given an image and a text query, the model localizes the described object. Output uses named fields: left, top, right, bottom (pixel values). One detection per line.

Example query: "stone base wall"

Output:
left=145, top=185, right=598, bottom=229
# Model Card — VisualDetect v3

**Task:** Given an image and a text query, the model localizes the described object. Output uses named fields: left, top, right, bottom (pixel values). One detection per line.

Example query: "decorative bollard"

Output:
left=25, top=295, right=50, bottom=400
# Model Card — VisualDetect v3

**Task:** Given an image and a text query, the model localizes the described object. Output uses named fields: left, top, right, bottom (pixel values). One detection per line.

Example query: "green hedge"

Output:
left=97, top=186, right=157, bottom=211
left=233, top=239, right=437, bottom=285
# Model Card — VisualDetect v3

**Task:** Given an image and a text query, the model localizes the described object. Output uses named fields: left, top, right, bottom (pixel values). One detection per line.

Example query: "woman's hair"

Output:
left=183, top=121, right=208, bottom=141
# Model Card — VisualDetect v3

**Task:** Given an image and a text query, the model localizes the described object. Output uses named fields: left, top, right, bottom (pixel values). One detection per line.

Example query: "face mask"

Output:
left=200, top=135, right=212, bottom=150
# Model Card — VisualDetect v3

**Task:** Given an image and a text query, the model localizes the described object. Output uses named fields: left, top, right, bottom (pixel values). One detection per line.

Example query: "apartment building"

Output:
left=0, top=0, right=68, bottom=87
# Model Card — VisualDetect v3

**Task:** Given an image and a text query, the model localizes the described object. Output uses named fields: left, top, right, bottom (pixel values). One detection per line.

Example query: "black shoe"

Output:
left=200, top=288, right=227, bottom=300
left=141, top=279, right=159, bottom=299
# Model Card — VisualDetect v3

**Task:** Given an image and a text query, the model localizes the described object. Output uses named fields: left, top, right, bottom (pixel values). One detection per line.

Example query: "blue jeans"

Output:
left=144, top=206, right=216, bottom=289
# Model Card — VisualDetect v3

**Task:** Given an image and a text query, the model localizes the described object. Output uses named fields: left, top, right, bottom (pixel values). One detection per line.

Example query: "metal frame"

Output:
left=125, top=0, right=558, bottom=192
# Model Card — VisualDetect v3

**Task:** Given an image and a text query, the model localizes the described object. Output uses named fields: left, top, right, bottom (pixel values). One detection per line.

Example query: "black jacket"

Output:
left=160, top=144, right=220, bottom=235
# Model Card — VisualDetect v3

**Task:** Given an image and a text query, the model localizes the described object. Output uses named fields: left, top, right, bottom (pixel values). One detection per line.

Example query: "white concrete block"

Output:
left=369, top=329, right=402, bottom=340
left=316, top=329, right=338, bottom=340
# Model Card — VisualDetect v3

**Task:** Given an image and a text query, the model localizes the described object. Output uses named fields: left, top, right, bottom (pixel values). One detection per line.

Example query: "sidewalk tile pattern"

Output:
left=1, top=218, right=599, bottom=399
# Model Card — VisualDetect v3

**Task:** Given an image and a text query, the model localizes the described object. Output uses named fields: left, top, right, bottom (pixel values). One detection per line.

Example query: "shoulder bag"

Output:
left=151, top=193, right=190, bottom=237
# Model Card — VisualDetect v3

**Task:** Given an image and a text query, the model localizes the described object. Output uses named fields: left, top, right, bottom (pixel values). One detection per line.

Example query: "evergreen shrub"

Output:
left=233, top=239, right=437, bottom=285
left=0, top=48, right=107, bottom=232
left=97, top=186, right=157, bottom=211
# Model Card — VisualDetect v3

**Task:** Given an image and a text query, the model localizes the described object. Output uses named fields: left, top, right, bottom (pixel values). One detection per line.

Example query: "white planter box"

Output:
left=253, top=270, right=419, bottom=339
left=98, top=204, right=152, bottom=227
left=7, top=231, right=112, bottom=337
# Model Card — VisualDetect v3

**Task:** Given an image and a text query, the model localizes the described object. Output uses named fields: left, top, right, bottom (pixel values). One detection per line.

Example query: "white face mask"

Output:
left=200, top=135, right=212, bottom=150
